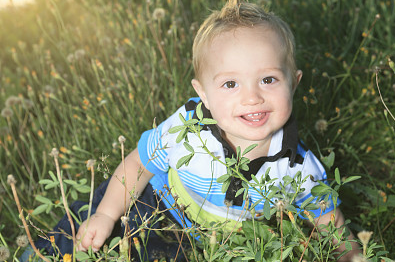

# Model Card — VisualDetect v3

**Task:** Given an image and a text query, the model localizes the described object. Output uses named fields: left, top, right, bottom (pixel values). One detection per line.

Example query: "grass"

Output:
left=0, top=0, right=394, bottom=260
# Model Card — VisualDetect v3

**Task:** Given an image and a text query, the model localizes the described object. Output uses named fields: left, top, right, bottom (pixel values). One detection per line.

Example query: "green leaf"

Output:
left=32, top=204, right=48, bottom=215
left=235, top=187, right=245, bottom=197
left=240, top=164, right=249, bottom=171
left=185, top=119, right=199, bottom=126
left=35, top=195, right=52, bottom=205
left=242, top=144, right=258, bottom=156
left=75, top=251, right=92, bottom=261
left=311, top=184, right=331, bottom=196
left=221, top=179, right=231, bottom=193
left=39, top=179, right=54, bottom=185
left=263, top=200, right=271, bottom=220
left=109, top=236, right=122, bottom=249
left=75, top=185, right=91, bottom=193
left=342, top=176, right=361, bottom=184
left=71, top=190, right=78, bottom=200
left=178, top=113, right=186, bottom=124
left=251, top=174, right=259, bottom=184
left=321, top=151, right=335, bottom=169
left=196, top=102, right=203, bottom=120
left=217, top=174, right=230, bottom=183
left=176, top=153, right=193, bottom=169
left=176, top=128, right=187, bottom=143
left=168, top=125, right=186, bottom=134
left=183, top=142, right=194, bottom=153
left=236, top=146, right=241, bottom=159
left=251, top=198, right=264, bottom=210
left=304, top=203, right=319, bottom=210
left=335, top=168, right=341, bottom=185
left=300, top=196, right=315, bottom=209
left=48, top=170, right=57, bottom=181
left=282, top=246, right=293, bottom=260
left=44, top=181, right=59, bottom=190
left=201, top=118, right=217, bottom=125
left=64, top=179, right=77, bottom=185
left=226, top=157, right=237, bottom=166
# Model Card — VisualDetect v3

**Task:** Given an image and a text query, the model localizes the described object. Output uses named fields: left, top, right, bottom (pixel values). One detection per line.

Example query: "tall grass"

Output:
left=0, top=0, right=394, bottom=259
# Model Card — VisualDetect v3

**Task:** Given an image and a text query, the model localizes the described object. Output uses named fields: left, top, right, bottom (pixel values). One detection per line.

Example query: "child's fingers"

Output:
left=80, top=228, right=96, bottom=251
left=92, top=229, right=110, bottom=251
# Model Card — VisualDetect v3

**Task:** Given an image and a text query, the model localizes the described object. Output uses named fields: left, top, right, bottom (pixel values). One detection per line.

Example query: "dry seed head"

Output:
left=0, top=246, right=10, bottom=261
left=357, top=230, right=373, bottom=246
left=1, top=108, right=13, bottom=118
left=319, top=200, right=329, bottom=212
left=5, top=95, right=21, bottom=107
left=86, top=159, right=96, bottom=169
left=16, top=235, right=29, bottom=247
left=275, top=200, right=285, bottom=212
left=120, top=216, right=130, bottom=227
left=152, top=8, right=165, bottom=20
left=118, top=135, right=126, bottom=144
left=50, top=148, right=59, bottom=158
left=7, top=174, right=16, bottom=185
left=315, top=119, right=328, bottom=134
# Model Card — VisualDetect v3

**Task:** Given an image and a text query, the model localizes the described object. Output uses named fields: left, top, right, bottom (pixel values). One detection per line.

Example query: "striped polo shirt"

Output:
left=138, top=98, right=337, bottom=229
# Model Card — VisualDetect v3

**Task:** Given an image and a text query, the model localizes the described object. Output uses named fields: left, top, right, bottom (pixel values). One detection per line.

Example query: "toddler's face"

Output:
left=192, top=26, right=302, bottom=151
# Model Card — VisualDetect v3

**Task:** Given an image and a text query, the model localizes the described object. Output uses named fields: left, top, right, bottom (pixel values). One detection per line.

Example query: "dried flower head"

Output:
left=357, top=230, right=373, bottom=246
left=86, top=159, right=96, bottom=170
left=224, top=199, right=233, bottom=207
left=315, top=119, right=328, bottom=134
left=0, top=246, right=10, bottom=261
left=118, top=135, right=126, bottom=144
left=16, top=235, right=29, bottom=247
left=152, top=8, right=165, bottom=20
left=50, top=148, right=59, bottom=158
left=120, top=216, right=130, bottom=227
left=74, top=49, right=86, bottom=60
left=22, top=99, right=34, bottom=110
left=319, top=200, right=329, bottom=212
left=5, top=95, right=21, bottom=107
left=44, top=85, right=55, bottom=94
left=7, top=174, right=16, bottom=185
left=275, top=200, right=285, bottom=212
left=1, top=108, right=13, bottom=118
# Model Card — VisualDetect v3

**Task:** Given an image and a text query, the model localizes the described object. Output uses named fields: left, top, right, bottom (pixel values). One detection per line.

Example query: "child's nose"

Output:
left=240, top=85, right=264, bottom=105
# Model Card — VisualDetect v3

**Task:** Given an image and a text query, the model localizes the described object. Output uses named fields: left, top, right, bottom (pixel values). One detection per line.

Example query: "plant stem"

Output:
left=8, top=175, right=51, bottom=262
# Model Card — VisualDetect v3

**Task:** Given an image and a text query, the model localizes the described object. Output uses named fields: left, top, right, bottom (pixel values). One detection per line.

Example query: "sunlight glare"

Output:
left=0, top=0, right=35, bottom=9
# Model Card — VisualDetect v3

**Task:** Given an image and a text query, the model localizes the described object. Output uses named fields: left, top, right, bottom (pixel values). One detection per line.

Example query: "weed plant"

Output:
left=0, top=0, right=394, bottom=261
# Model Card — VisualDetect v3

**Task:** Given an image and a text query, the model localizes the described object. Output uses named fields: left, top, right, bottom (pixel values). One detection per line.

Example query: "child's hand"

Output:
left=76, top=212, right=116, bottom=252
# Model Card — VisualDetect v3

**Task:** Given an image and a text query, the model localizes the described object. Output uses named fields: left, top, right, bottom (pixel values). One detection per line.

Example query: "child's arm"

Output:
left=76, top=148, right=154, bottom=252
left=315, top=208, right=361, bottom=261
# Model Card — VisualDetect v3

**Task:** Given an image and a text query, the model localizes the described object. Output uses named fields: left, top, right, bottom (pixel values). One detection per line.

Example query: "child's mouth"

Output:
left=240, top=112, right=269, bottom=126
left=241, top=112, right=266, bottom=122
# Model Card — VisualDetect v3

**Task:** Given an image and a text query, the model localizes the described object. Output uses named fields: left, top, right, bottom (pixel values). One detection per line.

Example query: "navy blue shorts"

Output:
left=33, top=179, right=190, bottom=261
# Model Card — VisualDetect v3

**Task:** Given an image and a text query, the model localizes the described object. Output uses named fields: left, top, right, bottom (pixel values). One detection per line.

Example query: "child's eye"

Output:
left=223, top=81, right=238, bottom=89
left=261, top=77, right=276, bottom=84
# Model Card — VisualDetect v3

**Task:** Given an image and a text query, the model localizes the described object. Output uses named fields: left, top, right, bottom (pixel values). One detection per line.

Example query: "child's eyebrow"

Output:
left=212, top=68, right=286, bottom=81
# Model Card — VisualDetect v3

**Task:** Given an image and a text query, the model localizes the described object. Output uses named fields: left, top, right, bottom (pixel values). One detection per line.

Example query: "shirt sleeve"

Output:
left=137, top=101, right=191, bottom=177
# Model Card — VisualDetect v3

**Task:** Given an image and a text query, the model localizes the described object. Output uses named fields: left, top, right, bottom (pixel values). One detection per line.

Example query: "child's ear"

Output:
left=191, top=79, right=210, bottom=110
left=292, top=70, right=303, bottom=93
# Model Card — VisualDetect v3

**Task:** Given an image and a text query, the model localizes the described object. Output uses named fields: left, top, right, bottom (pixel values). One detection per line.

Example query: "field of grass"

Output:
left=0, top=0, right=394, bottom=261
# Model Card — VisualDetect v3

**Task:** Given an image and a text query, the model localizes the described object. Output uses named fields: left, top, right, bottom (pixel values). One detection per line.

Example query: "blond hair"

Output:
left=192, top=0, right=298, bottom=85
